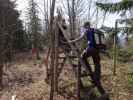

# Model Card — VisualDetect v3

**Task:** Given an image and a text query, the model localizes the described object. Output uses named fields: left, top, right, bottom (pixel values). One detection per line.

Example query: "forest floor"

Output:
left=0, top=51, right=133, bottom=100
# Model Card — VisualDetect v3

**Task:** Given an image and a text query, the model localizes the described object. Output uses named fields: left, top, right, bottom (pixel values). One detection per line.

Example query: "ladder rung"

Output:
left=80, top=73, right=91, bottom=77
left=58, top=50, right=64, bottom=53
left=58, top=56, right=66, bottom=59
left=68, top=55, right=77, bottom=58
left=97, top=93, right=109, bottom=100
left=72, top=64, right=78, bottom=67
left=58, top=63, right=64, bottom=65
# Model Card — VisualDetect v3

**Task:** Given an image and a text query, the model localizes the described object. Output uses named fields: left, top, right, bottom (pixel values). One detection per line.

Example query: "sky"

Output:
left=14, top=0, right=122, bottom=28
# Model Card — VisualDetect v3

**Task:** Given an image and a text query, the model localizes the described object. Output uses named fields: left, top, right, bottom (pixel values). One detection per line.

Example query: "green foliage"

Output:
left=82, top=77, right=92, bottom=87
left=13, top=30, right=25, bottom=50
left=0, top=0, right=27, bottom=55
left=97, top=0, right=133, bottom=37
left=96, top=0, right=133, bottom=13
left=117, top=48, right=133, bottom=62
left=12, top=19, right=30, bottom=51
left=109, top=47, right=133, bottom=63
left=28, top=0, right=42, bottom=49
left=128, top=75, right=133, bottom=88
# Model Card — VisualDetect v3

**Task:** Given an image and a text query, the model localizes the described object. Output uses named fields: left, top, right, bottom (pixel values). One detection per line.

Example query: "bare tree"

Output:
left=49, top=0, right=56, bottom=100
left=61, top=0, right=87, bottom=37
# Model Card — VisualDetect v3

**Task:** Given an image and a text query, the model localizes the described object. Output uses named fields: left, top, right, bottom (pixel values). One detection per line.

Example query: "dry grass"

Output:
left=15, top=80, right=49, bottom=100
left=101, top=59, right=133, bottom=100
left=0, top=52, right=132, bottom=100
left=0, top=80, right=49, bottom=100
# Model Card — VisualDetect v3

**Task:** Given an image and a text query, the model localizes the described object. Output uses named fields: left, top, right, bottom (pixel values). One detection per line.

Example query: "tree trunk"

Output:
left=72, top=0, right=76, bottom=38
left=49, top=0, right=56, bottom=100
left=36, top=48, right=40, bottom=60
left=0, top=63, right=3, bottom=89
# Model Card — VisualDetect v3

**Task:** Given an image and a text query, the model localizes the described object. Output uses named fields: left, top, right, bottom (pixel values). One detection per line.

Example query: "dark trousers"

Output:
left=81, top=47, right=106, bottom=94
left=82, top=47, right=101, bottom=80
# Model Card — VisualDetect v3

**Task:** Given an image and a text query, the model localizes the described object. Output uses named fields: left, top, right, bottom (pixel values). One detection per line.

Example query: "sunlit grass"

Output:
left=128, top=75, right=133, bottom=88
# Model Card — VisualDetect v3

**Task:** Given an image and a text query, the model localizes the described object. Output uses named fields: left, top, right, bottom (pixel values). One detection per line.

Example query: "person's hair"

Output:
left=84, top=21, right=90, bottom=28
left=62, top=19, right=65, bottom=23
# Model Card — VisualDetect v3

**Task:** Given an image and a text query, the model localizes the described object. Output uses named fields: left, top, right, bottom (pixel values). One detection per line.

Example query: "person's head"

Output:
left=62, top=18, right=67, bottom=29
left=62, top=18, right=66, bottom=24
left=84, top=21, right=90, bottom=29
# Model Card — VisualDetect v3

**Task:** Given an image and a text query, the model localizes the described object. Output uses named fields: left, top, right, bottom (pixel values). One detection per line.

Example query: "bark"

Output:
left=72, top=0, right=76, bottom=37
left=0, top=63, right=3, bottom=89
left=36, top=48, right=40, bottom=60
left=49, top=0, right=56, bottom=100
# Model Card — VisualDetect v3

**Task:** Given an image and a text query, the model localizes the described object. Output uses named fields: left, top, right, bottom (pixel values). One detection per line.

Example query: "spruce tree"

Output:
left=28, top=0, right=42, bottom=59
left=0, top=0, right=24, bottom=88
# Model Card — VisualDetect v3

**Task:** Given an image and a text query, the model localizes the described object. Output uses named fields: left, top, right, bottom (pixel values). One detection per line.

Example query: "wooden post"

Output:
left=77, top=61, right=81, bottom=100
left=113, top=20, right=118, bottom=75
left=54, top=21, right=59, bottom=92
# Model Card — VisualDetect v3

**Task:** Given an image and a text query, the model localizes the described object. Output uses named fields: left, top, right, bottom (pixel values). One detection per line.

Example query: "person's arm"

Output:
left=68, top=31, right=85, bottom=43
left=58, top=22, right=86, bottom=43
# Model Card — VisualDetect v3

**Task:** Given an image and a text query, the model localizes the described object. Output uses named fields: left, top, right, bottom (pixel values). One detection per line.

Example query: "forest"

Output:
left=0, top=0, right=133, bottom=100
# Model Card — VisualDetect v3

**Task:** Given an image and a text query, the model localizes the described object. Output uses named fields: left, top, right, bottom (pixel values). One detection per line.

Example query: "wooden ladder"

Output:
left=58, top=44, right=110, bottom=100
left=77, top=60, right=110, bottom=100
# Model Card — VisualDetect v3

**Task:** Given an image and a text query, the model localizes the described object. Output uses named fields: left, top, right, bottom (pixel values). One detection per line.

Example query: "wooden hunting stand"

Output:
left=46, top=16, right=110, bottom=100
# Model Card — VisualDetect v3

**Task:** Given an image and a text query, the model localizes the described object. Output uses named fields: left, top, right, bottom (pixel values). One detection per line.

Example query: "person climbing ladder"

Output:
left=69, top=21, right=108, bottom=97
left=70, top=22, right=101, bottom=80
